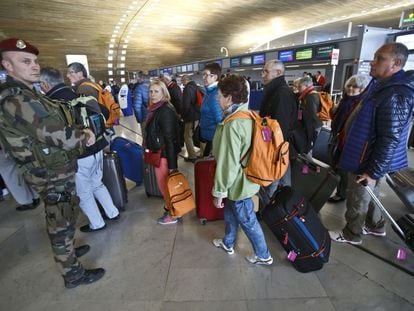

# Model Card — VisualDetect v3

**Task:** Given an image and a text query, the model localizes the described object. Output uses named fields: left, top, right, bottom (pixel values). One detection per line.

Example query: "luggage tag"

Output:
left=261, top=127, right=272, bottom=142
left=397, top=248, right=407, bottom=260
left=287, top=251, right=297, bottom=262
left=301, top=164, right=309, bottom=174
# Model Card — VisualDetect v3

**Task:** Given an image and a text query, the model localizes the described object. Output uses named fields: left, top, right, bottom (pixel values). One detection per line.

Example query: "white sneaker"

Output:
left=245, top=254, right=273, bottom=265
left=212, top=239, right=234, bottom=255
left=329, top=231, right=362, bottom=245
left=362, top=226, right=386, bottom=237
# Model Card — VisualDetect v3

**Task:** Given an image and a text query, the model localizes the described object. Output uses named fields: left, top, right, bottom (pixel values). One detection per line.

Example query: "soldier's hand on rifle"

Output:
left=83, top=128, right=96, bottom=147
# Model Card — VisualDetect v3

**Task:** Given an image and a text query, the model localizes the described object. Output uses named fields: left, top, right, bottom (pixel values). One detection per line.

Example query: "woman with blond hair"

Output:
left=144, top=80, right=181, bottom=224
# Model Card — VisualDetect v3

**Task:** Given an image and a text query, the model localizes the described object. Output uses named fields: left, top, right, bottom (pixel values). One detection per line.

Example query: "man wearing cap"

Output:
left=0, top=38, right=105, bottom=288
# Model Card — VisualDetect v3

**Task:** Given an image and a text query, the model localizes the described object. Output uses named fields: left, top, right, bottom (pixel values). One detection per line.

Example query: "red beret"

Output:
left=0, top=38, right=39, bottom=55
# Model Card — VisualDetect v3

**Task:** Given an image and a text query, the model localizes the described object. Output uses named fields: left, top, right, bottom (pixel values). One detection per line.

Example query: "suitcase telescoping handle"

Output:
left=360, top=177, right=406, bottom=239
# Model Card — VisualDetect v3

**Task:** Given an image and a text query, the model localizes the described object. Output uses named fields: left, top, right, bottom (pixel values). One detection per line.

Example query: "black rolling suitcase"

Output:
left=262, top=186, right=331, bottom=273
left=143, top=163, right=163, bottom=197
left=386, top=168, right=414, bottom=211
left=103, top=151, right=128, bottom=210
left=291, top=155, right=339, bottom=212
left=363, top=183, right=414, bottom=252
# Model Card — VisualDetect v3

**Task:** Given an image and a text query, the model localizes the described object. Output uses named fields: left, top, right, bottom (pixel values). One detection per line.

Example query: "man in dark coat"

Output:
left=181, top=75, right=200, bottom=162
left=258, top=60, right=298, bottom=207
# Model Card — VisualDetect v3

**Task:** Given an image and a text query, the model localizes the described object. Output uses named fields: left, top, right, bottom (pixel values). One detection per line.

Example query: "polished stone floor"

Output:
left=0, top=115, right=413, bottom=311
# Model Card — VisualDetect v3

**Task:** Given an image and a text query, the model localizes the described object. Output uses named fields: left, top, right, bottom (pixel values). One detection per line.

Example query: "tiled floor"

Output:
left=0, top=115, right=413, bottom=311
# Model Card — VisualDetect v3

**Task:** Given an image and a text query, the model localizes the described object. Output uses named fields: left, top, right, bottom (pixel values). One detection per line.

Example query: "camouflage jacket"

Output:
left=0, top=77, right=89, bottom=193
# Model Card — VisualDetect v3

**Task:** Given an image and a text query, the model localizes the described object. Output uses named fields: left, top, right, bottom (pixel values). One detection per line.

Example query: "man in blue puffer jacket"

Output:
left=330, top=42, right=414, bottom=245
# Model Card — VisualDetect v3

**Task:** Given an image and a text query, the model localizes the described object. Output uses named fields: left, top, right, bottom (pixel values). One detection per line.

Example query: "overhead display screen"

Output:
left=399, top=10, right=414, bottom=29
left=396, top=33, right=414, bottom=50
left=315, top=45, right=335, bottom=59
left=253, top=54, right=265, bottom=65
left=240, top=56, right=252, bottom=66
left=295, top=48, right=313, bottom=61
left=230, top=57, right=240, bottom=67
left=278, top=50, right=294, bottom=62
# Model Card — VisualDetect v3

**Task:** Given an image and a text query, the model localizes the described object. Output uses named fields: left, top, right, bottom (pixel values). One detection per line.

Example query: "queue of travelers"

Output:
left=0, top=37, right=412, bottom=289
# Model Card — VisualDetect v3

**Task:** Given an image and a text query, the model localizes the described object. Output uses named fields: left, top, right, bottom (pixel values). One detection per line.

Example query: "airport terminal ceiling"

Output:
left=0, top=0, right=414, bottom=80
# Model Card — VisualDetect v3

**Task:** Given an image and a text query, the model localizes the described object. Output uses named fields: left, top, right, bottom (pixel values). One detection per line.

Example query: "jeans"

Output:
left=258, top=164, right=291, bottom=208
left=223, top=198, right=271, bottom=259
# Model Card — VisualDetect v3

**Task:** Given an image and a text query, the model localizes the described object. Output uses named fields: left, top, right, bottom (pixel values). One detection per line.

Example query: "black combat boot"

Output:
left=16, top=198, right=41, bottom=211
left=64, top=268, right=105, bottom=289
left=74, top=245, right=90, bottom=257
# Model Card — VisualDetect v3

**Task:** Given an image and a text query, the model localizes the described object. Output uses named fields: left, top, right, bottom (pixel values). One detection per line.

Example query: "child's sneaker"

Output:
left=245, top=254, right=273, bottom=265
left=212, top=239, right=234, bottom=255
left=157, top=214, right=178, bottom=225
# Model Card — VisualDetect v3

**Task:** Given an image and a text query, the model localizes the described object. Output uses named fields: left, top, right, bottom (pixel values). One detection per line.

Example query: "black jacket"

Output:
left=259, top=76, right=297, bottom=138
left=181, top=81, right=200, bottom=122
left=145, top=104, right=180, bottom=169
left=167, top=82, right=183, bottom=115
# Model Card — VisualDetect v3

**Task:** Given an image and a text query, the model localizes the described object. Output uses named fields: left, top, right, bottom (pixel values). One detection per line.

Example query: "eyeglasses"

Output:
left=202, top=73, right=215, bottom=77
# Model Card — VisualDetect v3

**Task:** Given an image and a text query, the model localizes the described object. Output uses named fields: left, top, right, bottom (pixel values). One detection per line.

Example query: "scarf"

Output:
left=298, top=85, right=315, bottom=101
left=146, top=100, right=167, bottom=122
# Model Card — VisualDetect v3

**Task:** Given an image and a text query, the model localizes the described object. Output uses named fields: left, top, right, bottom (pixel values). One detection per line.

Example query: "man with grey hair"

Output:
left=64, top=64, right=121, bottom=233
left=160, top=72, right=182, bottom=114
left=298, top=76, right=322, bottom=139
left=258, top=59, right=298, bottom=208
left=40, top=66, right=78, bottom=101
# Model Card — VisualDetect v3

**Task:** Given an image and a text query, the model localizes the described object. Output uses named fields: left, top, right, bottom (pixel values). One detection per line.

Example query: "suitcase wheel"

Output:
left=199, top=218, right=207, bottom=225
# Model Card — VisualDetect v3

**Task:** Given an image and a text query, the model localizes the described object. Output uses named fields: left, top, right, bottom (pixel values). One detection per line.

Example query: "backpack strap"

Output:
left=80, top=81, right=102, bottom=93
left=223, top=110, right=257, bottom=167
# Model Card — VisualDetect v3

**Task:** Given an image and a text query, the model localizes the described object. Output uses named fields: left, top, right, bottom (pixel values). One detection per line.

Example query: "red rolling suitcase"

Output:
left=194, top=158, right=224, bottom=224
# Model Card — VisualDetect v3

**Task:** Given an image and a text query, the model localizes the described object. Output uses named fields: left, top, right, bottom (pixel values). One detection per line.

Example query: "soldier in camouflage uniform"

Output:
left=0, top=38, right=105, bottom=288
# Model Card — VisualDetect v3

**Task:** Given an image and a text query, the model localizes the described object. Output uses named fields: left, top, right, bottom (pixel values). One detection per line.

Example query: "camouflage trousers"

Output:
left=44, top=190, right=85, bottom=282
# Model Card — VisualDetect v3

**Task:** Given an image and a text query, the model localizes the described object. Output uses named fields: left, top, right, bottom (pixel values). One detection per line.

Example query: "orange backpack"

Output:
left=314, top=91, right=333, bottom=121
left=81, top=82, right=121, bottom=127
left=166, top=171, right=196, bottom=217
left=224, top=110, right=289, bottom=186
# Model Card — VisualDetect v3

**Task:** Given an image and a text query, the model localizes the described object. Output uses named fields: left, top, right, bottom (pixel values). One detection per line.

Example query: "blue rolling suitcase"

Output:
left=110, top=137, right=144, bottom=185
left=262, top=186, right=331, bottom=273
